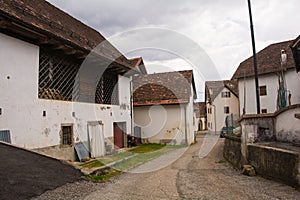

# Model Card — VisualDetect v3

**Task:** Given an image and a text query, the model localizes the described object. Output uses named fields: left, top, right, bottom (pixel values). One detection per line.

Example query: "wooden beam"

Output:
left=0, top=17, right=9, bottom=28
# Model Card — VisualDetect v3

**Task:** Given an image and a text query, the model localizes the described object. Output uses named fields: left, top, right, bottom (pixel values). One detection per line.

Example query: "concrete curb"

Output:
left=81, top=154, right=137, bottom=175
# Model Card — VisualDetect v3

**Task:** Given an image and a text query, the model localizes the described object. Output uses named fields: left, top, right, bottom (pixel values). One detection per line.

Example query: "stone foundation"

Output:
left=223, top=135, right=242, bottom=169
left=247, top=143, right=300, bottom=187
left=33, top=145, right=76, bottom=161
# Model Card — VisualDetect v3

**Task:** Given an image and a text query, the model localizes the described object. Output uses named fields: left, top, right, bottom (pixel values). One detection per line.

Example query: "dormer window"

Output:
left=221, top=91, right=231, bottom=98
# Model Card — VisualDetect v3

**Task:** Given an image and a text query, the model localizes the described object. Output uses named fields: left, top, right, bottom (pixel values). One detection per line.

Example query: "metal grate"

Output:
left=38, top=48, right=81, bottom=101
left=95, top=72, right=119, bottom=105
left=62, top=126, right=73, bottom=145
left=0, top=130, right=11, bottom=143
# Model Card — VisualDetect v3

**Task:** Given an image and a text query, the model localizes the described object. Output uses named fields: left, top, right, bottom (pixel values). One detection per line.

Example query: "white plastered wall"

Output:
left=133, top=85, right=195, bottom=145
left=0, top=33, right=131, bottom=150
left=207, top=87, right=239, bottom=132
left=238, top=71, right=300, bottom=115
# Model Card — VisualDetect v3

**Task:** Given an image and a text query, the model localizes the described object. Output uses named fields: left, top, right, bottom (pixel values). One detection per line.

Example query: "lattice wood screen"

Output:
left=39, top=48, right=119, bottom=105
left=95, top=72, right=119, bottom=105
left=39, top=49, right=80, bottom=101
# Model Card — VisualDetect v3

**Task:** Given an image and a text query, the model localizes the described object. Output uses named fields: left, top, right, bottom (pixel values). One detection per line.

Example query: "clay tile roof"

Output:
left=232, top=40, right=296, bottom=79
left=133, top=70, right=195, bottom=106
left=205, top=81, right=224, bottom=102
left=205, top=80, right=238, bottom=102
left=128, top=57, right=147, bottom=74
left=194, top=102, right=206, bottom=118
left=224, top=80, right=238, bottom=97
left=0, top=0, right=136, bottom=70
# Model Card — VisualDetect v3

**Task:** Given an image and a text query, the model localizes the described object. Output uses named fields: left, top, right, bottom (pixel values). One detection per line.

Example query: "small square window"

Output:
left=261, top=109, right=267, bottom=114
left=259, top=86, right=267, bottom=96
left=224, top=106, right=230, bottom=114
left=61, top=125, right=73, bottom=146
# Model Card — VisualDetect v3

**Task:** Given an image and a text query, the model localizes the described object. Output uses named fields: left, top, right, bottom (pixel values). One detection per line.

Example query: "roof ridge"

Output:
left=232, top=38, right=296, bottom=79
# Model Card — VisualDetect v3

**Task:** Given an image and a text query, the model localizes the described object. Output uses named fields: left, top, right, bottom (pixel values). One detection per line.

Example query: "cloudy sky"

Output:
left=47, top=0, right=299, bottom=100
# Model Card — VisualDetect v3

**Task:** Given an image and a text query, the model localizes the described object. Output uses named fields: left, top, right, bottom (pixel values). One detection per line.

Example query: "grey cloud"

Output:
left=47, top=0, right=299, bottom=81
left=108, top=28, right=220, bottom=79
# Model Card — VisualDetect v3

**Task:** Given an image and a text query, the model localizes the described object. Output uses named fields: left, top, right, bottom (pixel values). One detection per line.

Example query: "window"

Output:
left=259, top=86, right=267, bottom=96
left=208, top=108, right=212, bottom=114
left=61, top=125, right=73, bottom=146
left=261, top=109, right=267, bottom=114
left=224, top=106, right=230, bottom=114
left=221, top=92, right=231, bottom=98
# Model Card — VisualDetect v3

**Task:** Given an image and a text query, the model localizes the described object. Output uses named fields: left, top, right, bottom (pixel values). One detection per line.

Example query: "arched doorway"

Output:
left=198, top=120, right=203, bottom=131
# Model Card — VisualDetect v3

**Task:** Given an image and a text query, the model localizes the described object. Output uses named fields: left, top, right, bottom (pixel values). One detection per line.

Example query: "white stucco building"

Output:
left=0, top=0, right=145, bottom=161
left=232, top=40, right=300, bottom=115
left=133, top=70, right=196, bottom=145
left=205, top=81, right=239, bottom=134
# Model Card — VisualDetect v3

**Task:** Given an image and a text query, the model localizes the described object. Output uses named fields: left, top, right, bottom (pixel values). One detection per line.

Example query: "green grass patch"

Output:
left=85, top=144, right=187, bottom=182
left=83, top=160, right=104, bottom=169
left=83, top=151, right=133, bottom=169
left=99, top=151, right=133, bottom=165
left=114, top=144, right=187, bottom=171
left=129, top=143, right=166, bottom=153
left=216, top=159, right=228, bottom=164
left=88, top=168, right=122, bottom=182
left=84, top=144, right=186, bottom=173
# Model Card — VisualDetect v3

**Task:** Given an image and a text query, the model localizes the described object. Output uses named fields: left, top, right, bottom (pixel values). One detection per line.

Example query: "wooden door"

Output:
left=113, top=122, right=125, bottom=148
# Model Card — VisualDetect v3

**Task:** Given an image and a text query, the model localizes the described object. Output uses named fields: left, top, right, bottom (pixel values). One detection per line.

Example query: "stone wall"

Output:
left=223, top=135, right=242, bottom=169
left=248, top=144, right=300, bottom=187
left=275, top=105, right=300, bottom=144
left=239, top=104, right=300, bottom=144
left=223, top=105, right=300, bottom=187
left=240, top=115, right=276, bottom=143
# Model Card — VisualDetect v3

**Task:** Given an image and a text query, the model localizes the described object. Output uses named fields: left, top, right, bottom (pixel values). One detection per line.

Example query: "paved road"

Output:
left=35, top=135, right=300, bottom=200
left=0, top=142, right=83, bottom=200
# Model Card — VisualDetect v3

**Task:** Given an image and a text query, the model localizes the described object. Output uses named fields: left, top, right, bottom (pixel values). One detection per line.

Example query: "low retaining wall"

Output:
left=247, top=144, right=300, bottom=187
left=223, top=135, right=242, bottom=169
left=33, top=144, right=76, bottom=161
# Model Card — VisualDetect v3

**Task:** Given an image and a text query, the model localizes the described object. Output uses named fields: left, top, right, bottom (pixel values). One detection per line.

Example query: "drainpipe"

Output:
left=184, top=105, right=188, bottom=145
left=212, top=104, right=216, bottom=135
left=130, top=77, right=134, bottom=135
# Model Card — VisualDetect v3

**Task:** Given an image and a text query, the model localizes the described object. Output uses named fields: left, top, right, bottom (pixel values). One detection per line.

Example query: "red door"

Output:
left=113, top=122, right=125, bottom=148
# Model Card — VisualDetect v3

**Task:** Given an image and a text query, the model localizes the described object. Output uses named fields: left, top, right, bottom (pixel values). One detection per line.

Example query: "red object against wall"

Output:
left=114, top=122, right=125, bottom=148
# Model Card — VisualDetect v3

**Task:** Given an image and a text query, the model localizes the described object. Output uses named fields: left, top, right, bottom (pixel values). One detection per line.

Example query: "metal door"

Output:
left=134, top=126, right=142, bottom=144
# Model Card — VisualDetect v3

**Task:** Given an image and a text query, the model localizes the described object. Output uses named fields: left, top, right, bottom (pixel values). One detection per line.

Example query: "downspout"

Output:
left=130, top=77, right=134, bottom=135
left=184, top=105, right=188, bottom=145
left=212, top=104, right=216, bottom=135
left=243, top=70, right=246, bottom=115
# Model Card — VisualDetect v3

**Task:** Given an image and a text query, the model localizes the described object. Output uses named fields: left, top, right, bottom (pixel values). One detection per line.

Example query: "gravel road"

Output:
left=33, top=134, right=300, bottom=200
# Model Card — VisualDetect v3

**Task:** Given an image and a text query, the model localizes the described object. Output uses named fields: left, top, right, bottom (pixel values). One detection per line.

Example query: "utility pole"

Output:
left=247, top=0, right=260, bottom=114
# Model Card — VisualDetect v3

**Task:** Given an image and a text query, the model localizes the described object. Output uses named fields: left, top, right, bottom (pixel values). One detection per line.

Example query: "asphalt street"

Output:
left=0, top=142, right=83, bottom=200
